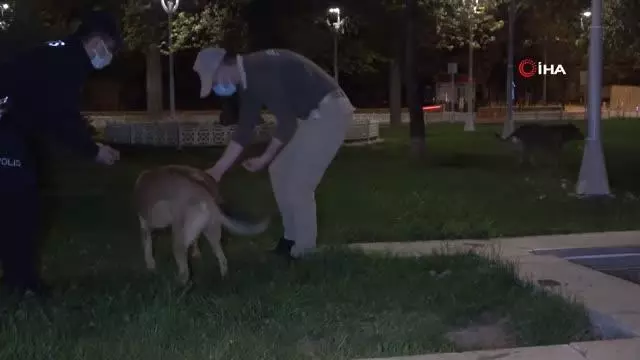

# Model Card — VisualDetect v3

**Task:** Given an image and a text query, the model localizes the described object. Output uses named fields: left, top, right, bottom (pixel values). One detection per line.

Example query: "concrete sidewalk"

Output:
left=349, top=230, right=640, bottom=360
left=356, top=338, right=640, bottom=360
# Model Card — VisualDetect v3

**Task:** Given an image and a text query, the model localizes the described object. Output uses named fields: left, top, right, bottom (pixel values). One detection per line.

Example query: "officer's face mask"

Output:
left=90, top=39, right=113, bottom=70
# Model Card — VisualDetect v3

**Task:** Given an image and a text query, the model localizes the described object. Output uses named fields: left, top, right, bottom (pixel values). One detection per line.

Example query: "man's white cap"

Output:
left=193, top=47, right=227, bottom=98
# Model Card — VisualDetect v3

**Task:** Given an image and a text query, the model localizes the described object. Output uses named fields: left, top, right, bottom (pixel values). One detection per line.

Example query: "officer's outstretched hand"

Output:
left=95, top=143, right=120, bottom=165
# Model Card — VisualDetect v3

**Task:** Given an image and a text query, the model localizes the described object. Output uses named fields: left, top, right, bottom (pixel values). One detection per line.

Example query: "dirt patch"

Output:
left=297, top=337, right=328, bottom=359
left=445, top=312, right=517, bottom=351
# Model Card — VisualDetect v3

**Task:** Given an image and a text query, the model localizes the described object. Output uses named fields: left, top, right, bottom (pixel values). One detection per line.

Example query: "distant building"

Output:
left=434, top=74, right=477, bottom=111
left=602, top=85, right=640, bottom=112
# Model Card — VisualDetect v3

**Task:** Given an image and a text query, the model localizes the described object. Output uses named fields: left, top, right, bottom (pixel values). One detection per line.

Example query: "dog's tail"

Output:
left=216, top=207, right=270, bottom=236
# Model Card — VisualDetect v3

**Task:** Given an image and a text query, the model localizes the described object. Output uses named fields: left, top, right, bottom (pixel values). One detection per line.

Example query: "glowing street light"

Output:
left=0, top=3, right=12, bottom=31
left=328, top=7, right=342, bottom=30
left=580, top=10, right=591, bottom=30
left=326, top=7, right=345, bottom=82
left=160, top=0, right=180, bottom=120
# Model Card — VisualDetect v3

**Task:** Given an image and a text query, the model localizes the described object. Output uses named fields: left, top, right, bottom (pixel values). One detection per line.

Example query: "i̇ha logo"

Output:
left=518, top=58, right=566, bottom=78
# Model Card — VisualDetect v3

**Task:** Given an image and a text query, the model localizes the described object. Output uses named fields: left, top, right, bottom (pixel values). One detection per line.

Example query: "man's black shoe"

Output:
left=24, top=281, right=52, bottom=299
left=1, top=278, right=52, bottom=299
left=271, top=237, right=295, bottom=259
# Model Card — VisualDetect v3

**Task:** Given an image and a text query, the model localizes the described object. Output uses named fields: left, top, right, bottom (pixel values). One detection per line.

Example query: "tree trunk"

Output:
left=404, top=0, right=425, bottom=156
left=145, top=44, right=163, bottom=120
left=389, top=56, right=402, bottom=128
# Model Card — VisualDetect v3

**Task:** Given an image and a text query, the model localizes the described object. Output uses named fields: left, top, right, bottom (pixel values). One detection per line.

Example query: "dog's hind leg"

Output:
left=171, top=223, right=191, bottom=285
left=204, top=222, right=227, bottom=278
left=173, top=203, right=209, bottom=285
left=139, top=216, right=156, bottom=271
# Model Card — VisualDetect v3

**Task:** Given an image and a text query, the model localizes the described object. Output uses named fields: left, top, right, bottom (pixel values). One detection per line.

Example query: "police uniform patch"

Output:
left=47, top=40, right=66, bottom=47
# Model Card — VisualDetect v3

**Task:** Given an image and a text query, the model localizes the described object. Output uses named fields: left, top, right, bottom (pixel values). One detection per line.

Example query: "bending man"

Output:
left=193, top=48, right=354, bottom=260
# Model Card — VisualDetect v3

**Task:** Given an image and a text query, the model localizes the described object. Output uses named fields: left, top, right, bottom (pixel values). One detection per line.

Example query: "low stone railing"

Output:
left=92, top=108, right=640, bottom=147
left=96, top=113, right=380, bottom=147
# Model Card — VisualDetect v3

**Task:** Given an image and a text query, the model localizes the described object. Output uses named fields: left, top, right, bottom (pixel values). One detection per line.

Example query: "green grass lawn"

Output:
left=4, top=119, right=637, bottom=359
left=1, top=250, right=595, bottom=360
left=58, top=118, right=640, bottom=245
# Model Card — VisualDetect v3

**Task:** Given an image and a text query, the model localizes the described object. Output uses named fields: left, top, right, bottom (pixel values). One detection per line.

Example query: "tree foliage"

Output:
left=521, top=0, right=587, bottom=43
left=286, top=6, right=387, bottom=75
left=603, top=0, right=640, bottom=68
left=121, top=0, right=164, bottom=51
left=433, top=0, right=504, bottom=51
left=121, top=0, right=241, bottom=54
left=278, top=0, right=505, bottom=76
left=0, top=0, right=57, bottom=55
left=169, top=3, right=229, bottom=52
left=517, top=0, right=588, bottom=70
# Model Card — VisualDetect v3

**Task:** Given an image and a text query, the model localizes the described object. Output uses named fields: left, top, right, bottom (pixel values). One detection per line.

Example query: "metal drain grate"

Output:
left=532, top=246, right=640, bottom=286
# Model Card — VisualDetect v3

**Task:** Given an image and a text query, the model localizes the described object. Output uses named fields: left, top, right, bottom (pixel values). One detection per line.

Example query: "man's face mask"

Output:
left=211, top=66, right=237, bottom=97
left=90, top=39, right=113, bottom=70
left=212, top=83, right=237, bottom=97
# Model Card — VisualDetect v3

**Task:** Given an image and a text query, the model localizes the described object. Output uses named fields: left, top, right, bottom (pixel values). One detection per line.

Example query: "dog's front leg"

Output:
left=190, top=242, right=202, bottom=258
left=139, top=216, right=156, bottom=271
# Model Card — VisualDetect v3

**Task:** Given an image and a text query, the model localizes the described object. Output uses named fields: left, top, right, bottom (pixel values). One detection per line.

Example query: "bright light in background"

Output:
left=580, top=10, right=591, bottom=31
left=327, top=7, right=344, bottom=32
left=326, top=6, right=345, bottom=82
left=0, top=2, right=12, bottom=31
left=422, top=105, right=443, bottom=111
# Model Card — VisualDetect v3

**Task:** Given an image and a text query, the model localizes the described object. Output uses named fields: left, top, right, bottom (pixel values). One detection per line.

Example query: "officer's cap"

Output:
left=74, top=10, right=123, bottom=51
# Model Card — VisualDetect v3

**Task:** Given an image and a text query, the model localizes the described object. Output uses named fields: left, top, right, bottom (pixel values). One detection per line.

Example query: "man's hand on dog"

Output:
left=206, top=166, right=223, bottom=182
left=241, top=156, right=268, bottom=172
left=95, top=143, right=120, bottom=165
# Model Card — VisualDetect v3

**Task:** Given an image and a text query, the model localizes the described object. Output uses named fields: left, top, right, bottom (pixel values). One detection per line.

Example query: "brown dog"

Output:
left=133, top=165, right=268, bottom=285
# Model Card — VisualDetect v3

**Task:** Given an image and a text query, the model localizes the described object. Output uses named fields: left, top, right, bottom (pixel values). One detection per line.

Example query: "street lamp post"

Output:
left=576, top=0, right=610, bottom=196
left=160, top=0, right=180, bottom=120
left=580, top=11, right=591, bottom=109
left=464, top=0, right=479, bottom=132
left=327, top=7, right=345, bottom=83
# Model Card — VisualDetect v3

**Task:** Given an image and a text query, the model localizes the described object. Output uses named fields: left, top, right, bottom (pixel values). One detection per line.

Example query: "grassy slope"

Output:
left=0, top=120, right=619, bottom=359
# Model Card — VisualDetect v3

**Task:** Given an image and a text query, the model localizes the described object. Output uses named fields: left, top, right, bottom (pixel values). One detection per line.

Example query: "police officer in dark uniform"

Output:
left=0, top=10, right=122, bottom=297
